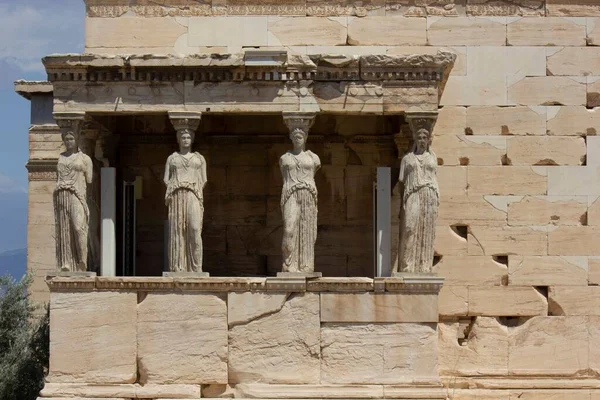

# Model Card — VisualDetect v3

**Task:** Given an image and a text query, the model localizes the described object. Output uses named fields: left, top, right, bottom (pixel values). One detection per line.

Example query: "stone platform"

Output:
left=41, top=276, right=444, bottom=399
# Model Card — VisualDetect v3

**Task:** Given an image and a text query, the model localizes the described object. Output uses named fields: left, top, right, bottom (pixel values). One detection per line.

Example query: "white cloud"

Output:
left=0, top=1, right=85, bottom=85
left=0, top=172, right=26, bottom=194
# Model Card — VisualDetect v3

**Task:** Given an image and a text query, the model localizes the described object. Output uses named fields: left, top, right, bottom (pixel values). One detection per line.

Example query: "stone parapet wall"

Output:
left=41, top=276, right=446, bottom=399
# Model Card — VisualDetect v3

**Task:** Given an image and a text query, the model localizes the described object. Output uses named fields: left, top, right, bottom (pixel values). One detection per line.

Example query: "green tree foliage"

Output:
left=0, top=274, right=49, bottom=400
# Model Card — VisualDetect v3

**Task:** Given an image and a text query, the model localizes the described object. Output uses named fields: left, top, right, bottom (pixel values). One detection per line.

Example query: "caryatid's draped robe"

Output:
left=280, top=150, right=321, bottom=273
left=54, top=151, right=93, bottom=272
left=165, top=152, right=207, bottom=272
left=398, top=149, right=439, bottom=274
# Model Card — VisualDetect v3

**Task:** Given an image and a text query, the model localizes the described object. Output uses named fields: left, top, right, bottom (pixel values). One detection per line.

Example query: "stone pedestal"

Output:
left=41, top=276, right=444, bottom=399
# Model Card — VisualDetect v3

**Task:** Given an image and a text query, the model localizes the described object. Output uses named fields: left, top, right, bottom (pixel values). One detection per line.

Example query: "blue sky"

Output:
left=0, top=0, right=85, bottom=193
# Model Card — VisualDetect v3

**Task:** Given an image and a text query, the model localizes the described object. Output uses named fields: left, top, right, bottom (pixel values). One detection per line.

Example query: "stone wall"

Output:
left=40, top=276, right=445, bottom=399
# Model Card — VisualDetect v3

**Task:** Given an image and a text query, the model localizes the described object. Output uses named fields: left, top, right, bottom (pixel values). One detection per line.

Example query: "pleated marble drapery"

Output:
left=398, top=151, right=439, bottom=274
left=280, top=150, right=320, bottom=273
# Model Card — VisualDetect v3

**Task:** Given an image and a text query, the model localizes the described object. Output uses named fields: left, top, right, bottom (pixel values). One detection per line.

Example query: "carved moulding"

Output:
left=44, top=276, right=442, bottom=294
left=26, top=159, right=58, bottom=181
left=41, top=51, right=456, bottom=85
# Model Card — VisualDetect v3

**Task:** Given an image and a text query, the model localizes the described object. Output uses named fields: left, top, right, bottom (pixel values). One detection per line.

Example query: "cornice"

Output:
left=42, top=51, right=456, bottom=85
left=45, top=276, right=444, bottom=293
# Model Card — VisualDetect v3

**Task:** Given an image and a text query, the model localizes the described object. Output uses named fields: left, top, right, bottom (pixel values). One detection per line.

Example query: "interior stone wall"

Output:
left=114, top=114, right=400, bottom=277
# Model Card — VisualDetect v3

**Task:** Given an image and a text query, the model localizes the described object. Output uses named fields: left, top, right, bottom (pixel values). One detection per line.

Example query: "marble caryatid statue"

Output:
left=398, top=114, right=439, bottom=274
left=280, top=113, right=320, bottom=274
left=53, top=115, right=93, bottom=272
left=164, top=113, right=206, bottom=273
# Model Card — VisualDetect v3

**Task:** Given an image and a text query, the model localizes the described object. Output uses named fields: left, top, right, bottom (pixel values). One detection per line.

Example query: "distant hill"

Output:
left=0, top=248, right=27, bottom=280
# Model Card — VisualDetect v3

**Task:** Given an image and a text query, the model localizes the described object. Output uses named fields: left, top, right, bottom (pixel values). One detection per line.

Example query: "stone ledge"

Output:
left=45, top=276, right=443, bottom=293
left=14, top=80, right=53, bottom=99
left=38, top=381, right=600, bottom=399
left=41, top=51, right=456, bottom=84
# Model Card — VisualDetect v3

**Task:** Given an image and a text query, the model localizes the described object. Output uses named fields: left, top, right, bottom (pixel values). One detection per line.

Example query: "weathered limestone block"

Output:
left=546, top=106, right=600, bottom=136
left=347, top=16, right=426, bottom=45
left=438, top=195, right=507, bottom=226
left=547, top=0, right=600, bottom=16
left=228, top=292, right=288, bottom=326
left=439, top=285, right=468, bottom=316
left=321, top=323, right=438, bottom=384
left=508, top=255, right=588, bottom=286
left=508, top=316, right=589, bottom=375
left=187, top=16, right=268, bottom=46
left=435, top=225, right=468, bottom=256
left=590, top=258, right=600, bottom=285
left=441, top=75, right=507, bottom=106
left=507, top=196, right=588, bottom=225
left=590, top=196, right=600, bottom=225
left=435, top=135, right=506, bottom=166
left=547, top=47, right=600, bottom=76
left=39, top=382, right=201, bottom=398
left=506, top=136, right=586, bottom=166
left=49, top=291, right=137, bottom=383
left=467, top=166, right=547, bottom=196
left=549, top=226, right=600, bottom=255
left=85, top=16, right=187, bottom=49
left=29, top=129, right=63, bottom=160
left=590, top=316, right=600, bottom=374
left=468, top=287, right=548, bottom=316
left=587, top=17, right=600, bottom=46
left=468, top=225, right=548, bottom=256
left=232, top=383, right=385, bottom=399
left=427, top=17, right=507, bottom=46
left=321, top=293, right=438, bottom=323
left=466, top=0, right=544, bottom=16
left=507, top=17, right=587, bottom=46
left=466, top=106, right=546, bottom=136
left=549, top=286, right=600, bottom=315
left=228, top=293, right=320, bottom=384
left=434, top=106, right=467, bottom=136
left=433, top=256, right=507, bottom=286
left=508, top=77, right=587, bottom=106
left=587, top=77, right=600, bottom=107
left=137, top=293, right=227, bottom=384
left=437, top=166, right=467, bottom=196
left=547, top=166, right=600, bottom=196
left=268, top=16, right=347, bottom=46
left=439, top=317, right=508, bottom=376
left=509, top=390, right=593, bottom=399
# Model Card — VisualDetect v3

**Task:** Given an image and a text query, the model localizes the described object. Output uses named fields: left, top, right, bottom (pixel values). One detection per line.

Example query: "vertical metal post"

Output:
left=376, top=167, right=391, bottom=277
